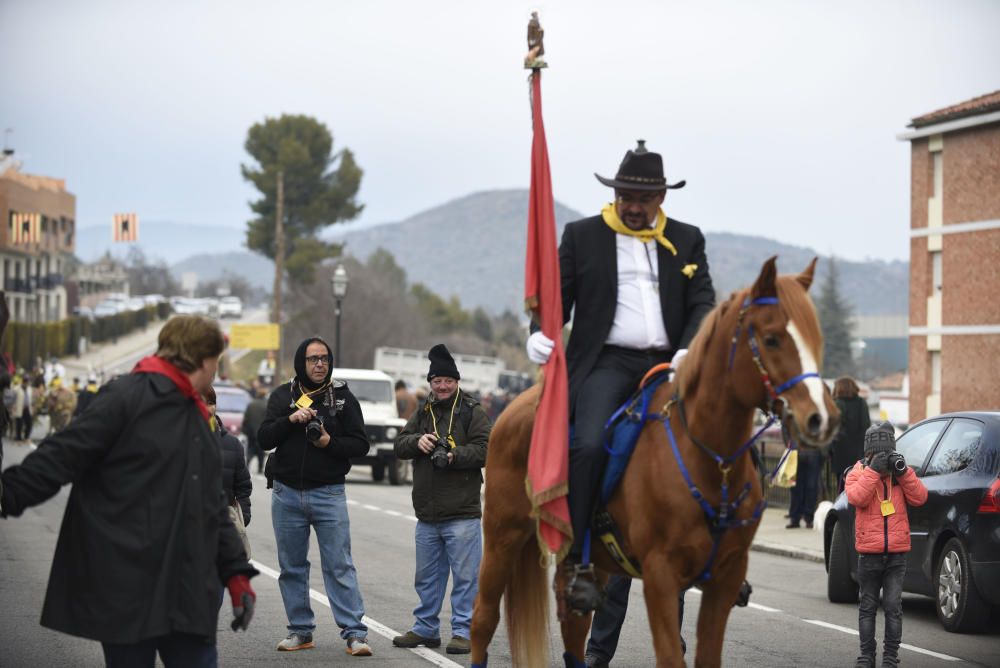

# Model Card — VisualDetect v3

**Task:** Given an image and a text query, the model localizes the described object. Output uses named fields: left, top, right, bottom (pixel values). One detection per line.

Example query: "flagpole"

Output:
left=522, top=14, right=572, bottom=562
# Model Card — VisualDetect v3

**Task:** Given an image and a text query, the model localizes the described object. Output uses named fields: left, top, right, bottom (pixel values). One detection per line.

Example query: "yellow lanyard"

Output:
left=428, top=389, right=460, bottom=447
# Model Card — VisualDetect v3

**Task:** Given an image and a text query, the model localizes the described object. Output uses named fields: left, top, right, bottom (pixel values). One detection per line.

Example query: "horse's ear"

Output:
left=797, top=257, right=818, bottom=291
left=750, top=256, right=778, bottom=299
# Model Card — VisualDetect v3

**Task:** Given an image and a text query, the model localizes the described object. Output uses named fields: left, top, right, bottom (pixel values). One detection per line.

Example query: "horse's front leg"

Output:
left=693, top=553, right=748, bottom=668
left=641, top=553, right=686, bottom=668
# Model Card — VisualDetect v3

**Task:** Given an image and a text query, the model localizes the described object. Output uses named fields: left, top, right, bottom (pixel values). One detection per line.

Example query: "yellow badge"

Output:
left=880, top=499, right=895, bottom=517
left=681, top=263, right=698, bottom=278
left=295, top=394, right=314, bottom=409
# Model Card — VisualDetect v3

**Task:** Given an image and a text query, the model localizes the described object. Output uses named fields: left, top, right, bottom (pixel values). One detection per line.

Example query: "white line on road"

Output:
left=251, top=559, right=463, bottom=668
left=362, top=504, right=382, bottom=511
left=803, top=619, right=962, bottom=662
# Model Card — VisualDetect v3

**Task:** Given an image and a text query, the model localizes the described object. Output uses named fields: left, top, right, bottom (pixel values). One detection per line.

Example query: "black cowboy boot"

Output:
left=564, top=561, right=605, bottom=614
left=734, top=579, right=752, bottom=607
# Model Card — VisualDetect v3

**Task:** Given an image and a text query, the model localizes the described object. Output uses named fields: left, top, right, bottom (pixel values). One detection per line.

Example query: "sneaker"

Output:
left=392, top=631, right=441, bottom=648
left=276, top=632, right=314, bottom=651
left=585, top=653, right=610, bottom=668
left=446, top=636, right=471, bottom=654
left=346, top=636, right=373, bottom=657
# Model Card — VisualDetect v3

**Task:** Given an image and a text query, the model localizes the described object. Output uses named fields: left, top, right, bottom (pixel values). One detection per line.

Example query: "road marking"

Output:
left=803, top=619, right=962, bottom=662
left=251, top=559, right=463, bottom=667
left=747, top=602, right=780, bottom=613
left=362, top=504, right=382, bottom=511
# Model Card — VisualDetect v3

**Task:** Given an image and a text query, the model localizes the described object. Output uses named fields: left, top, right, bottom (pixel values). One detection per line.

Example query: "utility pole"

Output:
left=271, top=170, right=285, bottom=381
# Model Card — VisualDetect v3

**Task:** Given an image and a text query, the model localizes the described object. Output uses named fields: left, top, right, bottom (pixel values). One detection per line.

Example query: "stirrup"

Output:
left=565, top=563, right=605, bottom=615
left=734, top=580, right=752, bottom=607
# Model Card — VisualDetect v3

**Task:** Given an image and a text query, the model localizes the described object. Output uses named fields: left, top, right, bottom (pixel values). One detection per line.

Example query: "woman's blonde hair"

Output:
left=155, top=315, right=225, bottom=373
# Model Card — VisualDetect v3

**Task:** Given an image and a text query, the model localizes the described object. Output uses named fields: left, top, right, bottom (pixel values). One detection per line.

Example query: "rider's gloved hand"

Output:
left=526, top=331, right=555, bottom=364
left=227, top=574, right=256, bottom=631
left=671, top=349, right=689, bottom=371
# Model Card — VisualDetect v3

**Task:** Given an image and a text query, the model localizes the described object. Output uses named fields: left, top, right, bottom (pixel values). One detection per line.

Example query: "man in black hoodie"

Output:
left=257, top=337, right=373, bottom=657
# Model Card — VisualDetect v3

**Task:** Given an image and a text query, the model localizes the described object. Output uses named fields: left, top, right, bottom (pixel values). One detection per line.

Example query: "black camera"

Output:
left=888, top=452, right=907, bottom=474
left=430, top=438, right=451, bottom=469
left=305, top=418, right=325, bottom=444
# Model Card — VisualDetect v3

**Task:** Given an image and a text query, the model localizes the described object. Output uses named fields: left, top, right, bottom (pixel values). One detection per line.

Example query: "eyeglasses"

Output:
left=305, top=355, right=331, bottom=366
left=616, top=192, right=662, bottom=205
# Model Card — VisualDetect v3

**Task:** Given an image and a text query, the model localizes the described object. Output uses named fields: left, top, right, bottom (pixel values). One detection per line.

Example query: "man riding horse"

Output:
left=526, top=140, right=715, bottom=621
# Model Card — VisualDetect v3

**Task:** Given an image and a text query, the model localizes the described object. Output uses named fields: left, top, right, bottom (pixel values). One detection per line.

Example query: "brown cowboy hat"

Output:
left=594, top=140, right=686, bottom=191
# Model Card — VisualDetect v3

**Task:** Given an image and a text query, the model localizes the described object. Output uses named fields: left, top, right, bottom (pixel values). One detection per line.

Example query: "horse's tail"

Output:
left=504, top=536, right=550, bottom=667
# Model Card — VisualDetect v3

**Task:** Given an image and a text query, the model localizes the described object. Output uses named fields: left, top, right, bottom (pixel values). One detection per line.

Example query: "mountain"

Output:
left=329, top=189, right=908, bottom=316
left=170, top=251, right=274, bottom=290
left=76, top=222, right=246, bottom=264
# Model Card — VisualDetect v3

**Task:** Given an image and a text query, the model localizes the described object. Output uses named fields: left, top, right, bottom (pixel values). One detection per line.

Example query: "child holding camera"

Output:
left=845, top=421, right=928, bottom=668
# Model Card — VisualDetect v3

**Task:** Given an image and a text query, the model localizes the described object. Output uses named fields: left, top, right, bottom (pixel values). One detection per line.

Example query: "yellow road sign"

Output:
left=229, top=323, right=280, bottom=350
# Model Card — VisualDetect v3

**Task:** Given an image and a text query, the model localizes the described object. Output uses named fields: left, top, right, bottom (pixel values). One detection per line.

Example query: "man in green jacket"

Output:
left=392, top=344, right=491, bottom=655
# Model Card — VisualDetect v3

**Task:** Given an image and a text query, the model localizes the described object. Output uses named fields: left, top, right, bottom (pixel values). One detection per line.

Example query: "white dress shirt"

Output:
left=605, top=232, right=671, bottom=350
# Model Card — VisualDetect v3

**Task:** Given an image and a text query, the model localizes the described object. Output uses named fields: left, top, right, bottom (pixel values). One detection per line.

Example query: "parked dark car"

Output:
left=824, top=411, right=1000, bottom=632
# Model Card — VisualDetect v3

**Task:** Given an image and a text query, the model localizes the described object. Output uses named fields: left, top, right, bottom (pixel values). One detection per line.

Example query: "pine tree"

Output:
left=816, top=257, right=855, bottom=377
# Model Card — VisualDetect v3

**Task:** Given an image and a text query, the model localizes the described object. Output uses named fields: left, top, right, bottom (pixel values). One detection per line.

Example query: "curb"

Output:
left=750, top=540, right=824, bottom=564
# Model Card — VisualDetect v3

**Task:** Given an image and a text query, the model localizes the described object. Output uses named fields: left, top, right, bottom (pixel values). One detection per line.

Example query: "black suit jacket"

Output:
left=557, top=214, right=716, bottom=410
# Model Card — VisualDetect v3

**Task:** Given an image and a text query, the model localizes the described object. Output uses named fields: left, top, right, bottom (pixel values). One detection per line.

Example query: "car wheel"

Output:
left=936, top=537, right=990, bottom=633
left=388, top=458, right=409, bottom=486
left=827, top=520, right=858, bottom=603
left=371, top=462, right=385, bottom=482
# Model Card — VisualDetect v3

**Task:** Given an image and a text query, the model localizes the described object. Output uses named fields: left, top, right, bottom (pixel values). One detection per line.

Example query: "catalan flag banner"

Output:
left=11, top=212, right=41, bottom=244
left=113, top=212, right=139, bottom=242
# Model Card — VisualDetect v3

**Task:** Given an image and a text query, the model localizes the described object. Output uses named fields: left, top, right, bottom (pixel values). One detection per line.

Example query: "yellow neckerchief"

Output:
left=428, top=388, right=461, bottom=448
left=601, top=203, right=678, bottom=256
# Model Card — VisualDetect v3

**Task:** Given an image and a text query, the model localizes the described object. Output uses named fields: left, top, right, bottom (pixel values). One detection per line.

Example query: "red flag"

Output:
left=524, top=70, right=572, bottom=560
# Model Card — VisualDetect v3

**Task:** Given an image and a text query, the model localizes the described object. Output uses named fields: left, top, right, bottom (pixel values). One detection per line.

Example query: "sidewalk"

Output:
left=750, top=505, right=827, bottom=563
left=59, top=322, right=163, bottom=379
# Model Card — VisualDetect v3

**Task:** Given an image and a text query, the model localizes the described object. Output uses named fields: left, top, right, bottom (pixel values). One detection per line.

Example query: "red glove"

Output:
left=227, top=574, right=256, bottom=631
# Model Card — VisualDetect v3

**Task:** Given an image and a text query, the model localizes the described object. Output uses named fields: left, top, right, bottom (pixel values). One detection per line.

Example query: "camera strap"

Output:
left=429, top=389, right=461, bottom=448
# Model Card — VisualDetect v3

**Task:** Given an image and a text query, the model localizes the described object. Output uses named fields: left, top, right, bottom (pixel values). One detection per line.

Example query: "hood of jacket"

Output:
left=294, top=337, right=333, bottom=391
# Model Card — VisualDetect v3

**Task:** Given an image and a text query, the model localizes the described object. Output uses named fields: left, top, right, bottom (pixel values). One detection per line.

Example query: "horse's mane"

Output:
left=676, top=273, right=822, bottom=398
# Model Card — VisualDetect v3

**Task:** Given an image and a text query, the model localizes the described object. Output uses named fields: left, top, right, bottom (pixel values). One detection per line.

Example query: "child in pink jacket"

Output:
left=845, top=421, right=928, bottom=668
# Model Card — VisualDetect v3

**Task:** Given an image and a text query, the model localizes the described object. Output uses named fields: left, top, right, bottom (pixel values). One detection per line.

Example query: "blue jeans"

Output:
left=102, top=633, right=216, bottom=668
left=412, top=518, right=482, bottom=639
left=857, top=553, right=906, bottom=666
left=271, top=481, right=367, bottom=639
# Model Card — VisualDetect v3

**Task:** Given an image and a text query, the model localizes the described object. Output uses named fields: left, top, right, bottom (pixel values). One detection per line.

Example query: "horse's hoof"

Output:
left=563, top=651, right=587, bottom=668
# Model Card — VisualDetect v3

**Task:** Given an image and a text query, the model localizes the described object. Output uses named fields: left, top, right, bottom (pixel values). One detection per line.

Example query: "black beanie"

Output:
left=426, top=344, right=460, bottom=381
left=294, top=337, right=333, bottom=390
left=864, top=421, right=896, bottom=458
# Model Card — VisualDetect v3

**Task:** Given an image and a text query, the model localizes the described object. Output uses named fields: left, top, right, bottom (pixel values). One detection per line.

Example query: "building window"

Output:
left=930, top=350, right=942, bottom=395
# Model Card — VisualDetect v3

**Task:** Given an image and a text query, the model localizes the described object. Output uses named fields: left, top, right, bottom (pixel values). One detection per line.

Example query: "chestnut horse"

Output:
left=471, top=258, right=840, bottom=668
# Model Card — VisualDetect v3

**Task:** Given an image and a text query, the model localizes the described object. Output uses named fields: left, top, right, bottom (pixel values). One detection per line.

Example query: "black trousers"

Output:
left=569, top=346, right=672, bottom=557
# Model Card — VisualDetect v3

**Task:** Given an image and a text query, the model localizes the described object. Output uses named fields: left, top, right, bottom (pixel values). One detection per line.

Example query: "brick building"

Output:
left=899, top=90, right=1000, bottom=421
left=0, top=153, right=76, bottom=323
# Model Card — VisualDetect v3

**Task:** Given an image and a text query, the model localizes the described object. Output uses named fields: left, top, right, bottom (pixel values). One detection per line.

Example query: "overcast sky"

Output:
left=2, top=0, right=998, bottom=262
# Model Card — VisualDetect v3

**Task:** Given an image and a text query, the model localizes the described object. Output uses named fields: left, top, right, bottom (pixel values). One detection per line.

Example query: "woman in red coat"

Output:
left=845, top=422, right=927, bottom=668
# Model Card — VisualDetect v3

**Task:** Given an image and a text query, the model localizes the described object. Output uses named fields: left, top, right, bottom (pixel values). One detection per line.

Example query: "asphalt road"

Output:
left=2, top=439, right=998, bottom=668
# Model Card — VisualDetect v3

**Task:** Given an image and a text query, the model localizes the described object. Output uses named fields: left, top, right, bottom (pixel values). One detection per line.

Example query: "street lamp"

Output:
left=331, top=264, right=349, bottom=366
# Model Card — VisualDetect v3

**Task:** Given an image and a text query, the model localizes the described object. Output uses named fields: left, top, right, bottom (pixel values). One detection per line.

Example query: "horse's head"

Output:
left=712, top=257, right=840, bottom=447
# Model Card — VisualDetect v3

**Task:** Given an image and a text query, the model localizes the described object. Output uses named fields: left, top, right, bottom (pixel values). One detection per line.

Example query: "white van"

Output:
left=334, top=368, right=410, bottom=485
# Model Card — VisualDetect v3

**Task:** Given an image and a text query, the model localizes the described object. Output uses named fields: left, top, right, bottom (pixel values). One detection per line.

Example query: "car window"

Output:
left=345, top=380, right=393, bottom=403
left=216, top=391, right=250, bottom=413
left=895, top=419, right=948, bottom=471
left=924, top=418, right=985, bottom=476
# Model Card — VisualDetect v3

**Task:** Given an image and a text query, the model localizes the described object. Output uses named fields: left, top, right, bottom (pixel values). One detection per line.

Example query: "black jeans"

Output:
left=102, top=632, right=217, bottom=668
left=586, top=575, right=685, bottom=662
left=569, top=346, right=671, bottom=557
left=857, top=553, right=906, bottom=666
left=789, top=449, right=822, bottom=523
